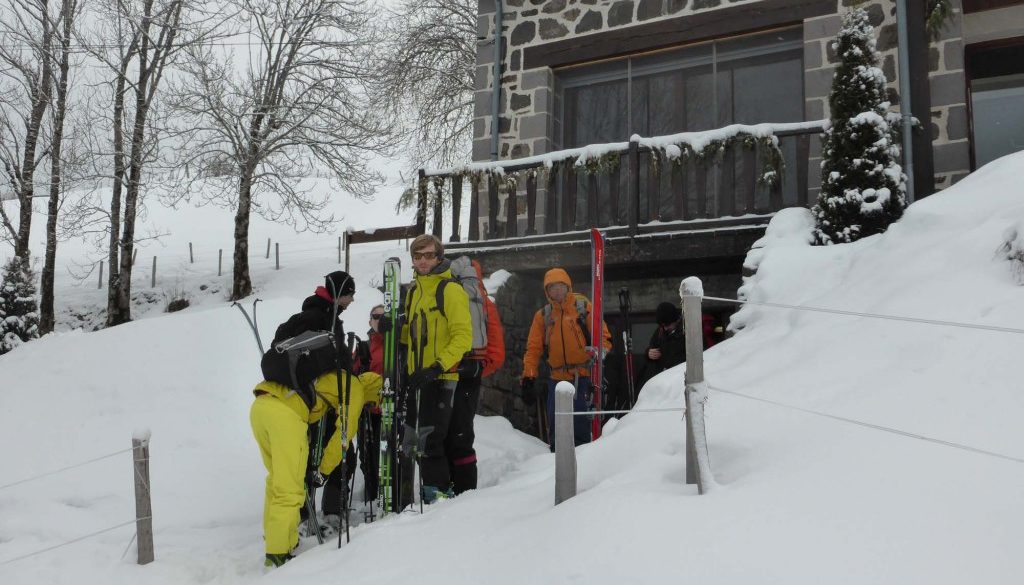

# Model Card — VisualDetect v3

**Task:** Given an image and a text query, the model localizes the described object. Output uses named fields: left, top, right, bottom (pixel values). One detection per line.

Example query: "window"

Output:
left=967, top=39, right=1024, bottom=169
left=557, top=27, right=804, bottom=148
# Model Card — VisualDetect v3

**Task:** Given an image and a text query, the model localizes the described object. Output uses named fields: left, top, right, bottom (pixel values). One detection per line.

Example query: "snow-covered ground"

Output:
left=2, top=153, right=1024, bottom=584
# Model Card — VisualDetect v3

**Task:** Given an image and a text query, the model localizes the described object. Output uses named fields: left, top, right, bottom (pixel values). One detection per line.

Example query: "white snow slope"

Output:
left=2, top=153, right=1024, bottom=584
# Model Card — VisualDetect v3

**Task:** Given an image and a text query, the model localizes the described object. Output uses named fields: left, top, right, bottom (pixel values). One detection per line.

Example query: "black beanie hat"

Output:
left=656, top=302, right=680, bottom=325
left=324, top=270, right=356, bottom=298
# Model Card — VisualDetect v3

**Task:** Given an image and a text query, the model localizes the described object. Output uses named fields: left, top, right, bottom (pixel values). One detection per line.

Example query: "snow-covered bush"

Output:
left=0, top=256, right=40, bottom=354
left=813, top=8, right=907, bottom=245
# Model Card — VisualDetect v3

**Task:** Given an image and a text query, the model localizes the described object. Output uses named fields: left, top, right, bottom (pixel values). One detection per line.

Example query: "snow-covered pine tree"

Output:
left=814, top=8, right=907, bottom=245
left=0, top=256, right=40, bottom=354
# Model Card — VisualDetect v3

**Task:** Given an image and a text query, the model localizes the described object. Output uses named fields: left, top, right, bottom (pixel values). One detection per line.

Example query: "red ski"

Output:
left=590, top=228, right=606, bottom=440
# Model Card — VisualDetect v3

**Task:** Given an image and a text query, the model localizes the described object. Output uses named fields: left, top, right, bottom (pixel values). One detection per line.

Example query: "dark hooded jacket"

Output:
left=272, top=286, right=352, bottom=370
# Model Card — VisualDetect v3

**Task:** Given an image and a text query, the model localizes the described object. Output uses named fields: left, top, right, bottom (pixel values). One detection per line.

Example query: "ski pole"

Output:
left=231, top=298, right=264, bottom=355
left=338, top=331, right=356, bottom=546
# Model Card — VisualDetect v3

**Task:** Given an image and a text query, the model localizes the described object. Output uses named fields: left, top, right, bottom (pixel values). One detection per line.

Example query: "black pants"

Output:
left=446, top=369, right=481, bottom=494
left=403, top=379, right=456, bottom=491
left=356, top=409, right=381, bottom=502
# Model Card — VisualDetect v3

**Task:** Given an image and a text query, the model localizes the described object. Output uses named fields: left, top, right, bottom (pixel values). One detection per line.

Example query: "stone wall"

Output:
left=474, top=0, right=974, bottom=215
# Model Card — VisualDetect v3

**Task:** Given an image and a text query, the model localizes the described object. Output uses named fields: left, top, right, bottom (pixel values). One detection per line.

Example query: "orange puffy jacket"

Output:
left=522, top=268, right=611, bottom=381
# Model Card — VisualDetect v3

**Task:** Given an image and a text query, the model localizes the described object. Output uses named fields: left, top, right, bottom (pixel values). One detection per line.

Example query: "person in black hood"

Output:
left=272, top=270, right=357, bottom=536
left=639, top=302, right=686, bottom=387
left=271, top=270, right=356, bottom=364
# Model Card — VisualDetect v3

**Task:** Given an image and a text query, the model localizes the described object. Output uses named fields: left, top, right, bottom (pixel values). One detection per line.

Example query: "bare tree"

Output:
left=38, top=0, right=83, bottom=334
left=369, top=0, right=476, bottom=173
left=83, top=0, right=213, bottom=325
left=171, top=0, right=394, bottom=300
left=0, top=0, right=56, bottom=262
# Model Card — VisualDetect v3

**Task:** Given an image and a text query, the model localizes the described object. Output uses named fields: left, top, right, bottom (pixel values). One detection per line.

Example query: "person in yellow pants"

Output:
left=250, top=370, right=382, bottom=568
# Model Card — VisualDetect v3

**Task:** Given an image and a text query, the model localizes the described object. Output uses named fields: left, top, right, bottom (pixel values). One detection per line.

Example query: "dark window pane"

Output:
left=645, top=71, right=685, bottom=135
left=971, top=73, right=1024, bottom=168
left=730, top=53, right=804, bottom=124
left=685, top=67, right=715, bottom=131
left=565, top=80, right=629, bottom=147
left=631, top=76, right=650, bottom=137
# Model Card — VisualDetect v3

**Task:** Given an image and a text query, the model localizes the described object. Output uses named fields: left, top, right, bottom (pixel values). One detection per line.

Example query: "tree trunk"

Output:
left=109, top=105, right=149, bottom=325
left=231, top=172, right=253, bottom=300
left=105, top=69, right=129, bottom=325
left=231, top=111, right=265, bottom=301
left=108, top=16, right=153, bottom=327
left=39, top=0, right=75, bottom=334
left=13, top=0, right=55, bottom=263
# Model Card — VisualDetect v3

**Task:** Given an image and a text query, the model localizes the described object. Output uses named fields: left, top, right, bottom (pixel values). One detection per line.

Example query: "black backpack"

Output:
left=260, top=330, right=338, bottom=409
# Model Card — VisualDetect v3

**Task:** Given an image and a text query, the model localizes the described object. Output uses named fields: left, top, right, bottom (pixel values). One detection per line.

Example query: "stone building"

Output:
left=412, top=0, right=1024, bottom=435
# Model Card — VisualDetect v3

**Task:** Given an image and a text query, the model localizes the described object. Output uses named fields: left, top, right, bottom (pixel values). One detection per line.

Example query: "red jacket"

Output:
left=353, top=330, right=384, bottom=375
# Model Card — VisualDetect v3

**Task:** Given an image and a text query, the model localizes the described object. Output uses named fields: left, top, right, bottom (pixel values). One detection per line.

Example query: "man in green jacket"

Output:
left=402, top=234, right=473, bottom=503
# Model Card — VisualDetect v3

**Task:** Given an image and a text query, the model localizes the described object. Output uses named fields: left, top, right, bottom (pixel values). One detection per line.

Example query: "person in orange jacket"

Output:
left=521, top=268, right=611, bottom=448
left=445, top=260, right=505, bottom=494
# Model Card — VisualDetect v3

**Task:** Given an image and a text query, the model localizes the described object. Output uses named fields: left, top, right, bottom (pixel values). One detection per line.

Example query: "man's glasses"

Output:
left=370, top=313, right=385, bottom=320
left=412, top=251, right=437, bottom=260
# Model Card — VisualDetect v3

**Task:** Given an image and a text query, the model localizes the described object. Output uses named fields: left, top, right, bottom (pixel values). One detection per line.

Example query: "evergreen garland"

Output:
left=813, top=8, right=906, bottom=245
left=0, top=256, right=40, bottom=355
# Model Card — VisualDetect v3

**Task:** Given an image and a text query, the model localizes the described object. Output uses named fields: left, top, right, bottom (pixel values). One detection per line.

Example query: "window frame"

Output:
left=556, top=26, right=805, bottom=149
left=965, top=36, right=1024, bottom=170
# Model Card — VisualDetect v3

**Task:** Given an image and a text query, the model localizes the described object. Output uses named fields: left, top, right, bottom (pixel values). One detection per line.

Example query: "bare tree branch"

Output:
left=170, top=0, right=396, bottom=299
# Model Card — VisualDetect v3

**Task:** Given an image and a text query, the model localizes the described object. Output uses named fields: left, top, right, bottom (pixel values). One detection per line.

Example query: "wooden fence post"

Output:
left=188, top=242, right=193, bottom=264
left=151, top=256, right=157, bottom=288
left=554, top=381, right=577, bottom=504
left=338, top=236, right=342, bottom=264
left=97, top=261, right=103, bottom=289
left=132, top=248, right=138, bottom=266
left=265, top=237, right=271, bottom=259
left=275, top=243, right=280, bottom=270
left=132, top=431, right=154, bottom=565
left=680, top=276, right=712, bottom=494
left=218, top=249, right=223, bottom=277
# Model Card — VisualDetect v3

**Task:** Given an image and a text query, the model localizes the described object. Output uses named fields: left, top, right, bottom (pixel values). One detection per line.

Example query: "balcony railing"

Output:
left=359, top=121, right=827, bottom=248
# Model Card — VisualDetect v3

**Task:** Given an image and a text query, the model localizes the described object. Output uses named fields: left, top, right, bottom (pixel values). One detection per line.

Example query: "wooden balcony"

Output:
left=349, top=121, right=826, bottom=277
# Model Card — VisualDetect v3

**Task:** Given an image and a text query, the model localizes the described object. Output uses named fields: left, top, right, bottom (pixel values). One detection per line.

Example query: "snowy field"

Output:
left=2, top=153, right=1024, bottom=584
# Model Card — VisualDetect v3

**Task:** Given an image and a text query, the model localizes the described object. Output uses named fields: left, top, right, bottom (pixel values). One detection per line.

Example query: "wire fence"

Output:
left=0, top=444, right=146, bottom=566
left=77, top=235, right=408, bottom=292
left=552, top=282, right=1024, bottom=504
left=705, top=295, right=1024, bottom=336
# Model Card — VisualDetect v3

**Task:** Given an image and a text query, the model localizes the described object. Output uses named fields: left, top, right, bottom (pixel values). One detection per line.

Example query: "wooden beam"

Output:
left=524, top=0, right=832, bottom=70
left=347, top=224, right=421, bottom=245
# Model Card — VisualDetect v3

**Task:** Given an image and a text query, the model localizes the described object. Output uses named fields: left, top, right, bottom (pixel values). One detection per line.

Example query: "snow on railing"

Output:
left=424, top=120, right=828, bottom=178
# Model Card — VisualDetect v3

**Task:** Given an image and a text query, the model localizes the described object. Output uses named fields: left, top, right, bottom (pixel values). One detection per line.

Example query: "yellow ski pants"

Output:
left=250, top=394, right=308, bottom=555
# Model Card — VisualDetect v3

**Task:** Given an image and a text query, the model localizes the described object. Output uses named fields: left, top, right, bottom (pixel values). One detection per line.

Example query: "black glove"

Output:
left=408, top=363, right=443, bottom=392
left=378, top=314, right=393, bottom=334
left=307, top=469, right=327, bottom=488
left=457, top=359, right=483, bottom=379
left=521, top=377, right=537, bottom=406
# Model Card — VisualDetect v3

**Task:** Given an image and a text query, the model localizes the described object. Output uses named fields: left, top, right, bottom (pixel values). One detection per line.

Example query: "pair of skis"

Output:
left=590, top=228, right=606, bottom=441
left=587, top=230, right=638, bottom=436
left=377, top=257, right=410, bottom=518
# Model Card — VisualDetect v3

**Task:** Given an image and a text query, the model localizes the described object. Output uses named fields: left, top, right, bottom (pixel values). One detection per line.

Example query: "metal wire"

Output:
left=707, top=384, right=1024, bottom=465
left=704, top=295, right=1024, bottom=336
left=0, top=519, right=146, bottom=565
left=554, top=407, right=686, bottom=416
left=0, top=448, right=134, bottom=491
